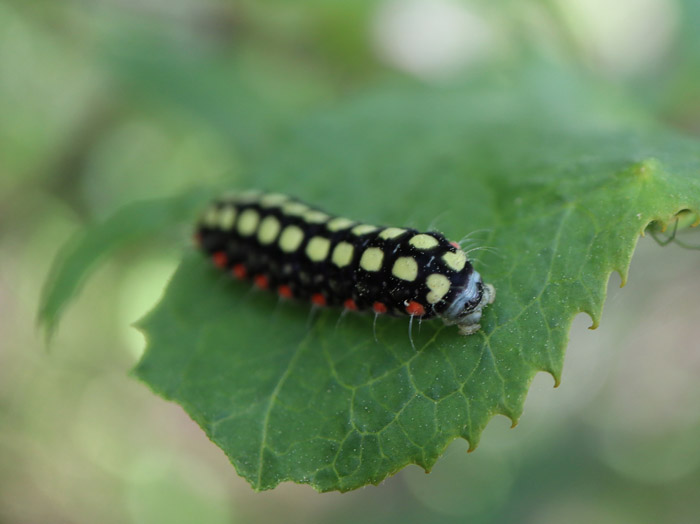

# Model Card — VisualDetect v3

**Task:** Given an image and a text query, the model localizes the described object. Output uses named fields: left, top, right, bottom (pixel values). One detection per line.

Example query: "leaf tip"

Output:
left=465, top=435, right=478, bottom=453
left=35, top=309, right=57, bottom=351
left=581, top=308, right=600, bottom=330
left=541, top=366, right=562, bottom=388
left=613, top=266, right=628, bottom=288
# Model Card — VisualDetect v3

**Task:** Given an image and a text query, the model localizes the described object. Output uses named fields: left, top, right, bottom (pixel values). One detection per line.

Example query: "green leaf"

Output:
left=38, top=189, right=213, bottom=340
left=132, top=70, right=700, bottom=492
left=41, top=67, right=700, bottom=492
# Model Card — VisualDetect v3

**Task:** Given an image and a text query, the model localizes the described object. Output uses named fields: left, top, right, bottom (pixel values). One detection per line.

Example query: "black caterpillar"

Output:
left=195, top=191, right=495, bottom=336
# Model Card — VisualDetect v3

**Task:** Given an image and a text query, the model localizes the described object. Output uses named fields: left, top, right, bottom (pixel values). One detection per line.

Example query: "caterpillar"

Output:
left=195, top=190, right=495, bottom=336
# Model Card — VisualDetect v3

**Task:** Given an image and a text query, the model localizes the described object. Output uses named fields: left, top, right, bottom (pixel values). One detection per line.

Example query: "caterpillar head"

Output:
left=440, top=271, right=496, bottom=335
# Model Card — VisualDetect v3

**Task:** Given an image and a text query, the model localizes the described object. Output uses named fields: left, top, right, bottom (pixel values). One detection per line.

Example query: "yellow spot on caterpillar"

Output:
left=282, top=201, right=309, bottom=216
left=306, top=236, right=331, bottom=262
left=237, top=209, right=260, bottom=236
left=409, top=234, right=439, bottom=249
left=392, top=257, right=418, bottom=281
left=218, top=206, right=237, bottom=230
left=327, top=217, right=355, bottom=232
left=331, top=242, right=354, bottom=267
left=279, top=225, right=305, bottom=252
left=378, top=227, right=406, bottom=240
left=426, top=274, right=451, bottom=304
left=442, top=250, right=467, bottom=271
left=303, top=210, right=330, bottom=223
left=260, top=193, right=289, bottom=207
left=203, top=207, right=219, bottom=227
left=352, top=224, right=378, bottom=236
left=257, top=216, right=281, bottom=244
left=359, top=247, right=384, bottom=272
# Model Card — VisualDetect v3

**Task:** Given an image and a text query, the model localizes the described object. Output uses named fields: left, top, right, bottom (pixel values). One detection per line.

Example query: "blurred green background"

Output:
left=2, top=0, right=700, bottom=522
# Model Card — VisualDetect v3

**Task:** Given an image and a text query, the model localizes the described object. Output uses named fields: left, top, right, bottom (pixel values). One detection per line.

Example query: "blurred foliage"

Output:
left=38, top=189, right=214, bottom=339
left=3, top=0, right=700, bottom=520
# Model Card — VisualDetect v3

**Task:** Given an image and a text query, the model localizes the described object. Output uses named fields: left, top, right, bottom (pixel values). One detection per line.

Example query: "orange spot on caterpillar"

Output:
left=373, top=302, right=387, bottom=314
left=278, top=284, right=293, bottom=299
left=212, top=251, right=227, bottom=268
left=343, top=298, right=357, bottom=310
left=232, top=264, right=247, bottom=279
left=254, top=274, right=269, bottom=290
left=311, top=293, right=327, bottom=306
left=450, top=241, right=460, bottom=249
left=405, top=301, right=425, bottom=316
